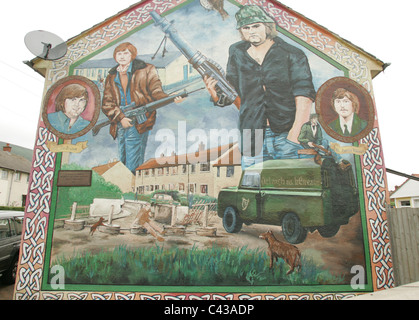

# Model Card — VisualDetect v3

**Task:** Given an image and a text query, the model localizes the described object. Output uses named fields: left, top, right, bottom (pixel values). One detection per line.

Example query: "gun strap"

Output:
left=152, top=35, right=168, bottom=60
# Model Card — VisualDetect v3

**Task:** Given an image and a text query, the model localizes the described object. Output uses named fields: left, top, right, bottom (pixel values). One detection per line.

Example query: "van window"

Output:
left=13, top=217, right=23, bottom=236
left=240, top=172, right=261, bottom=189
left=0, top=219, right=11, bottom=239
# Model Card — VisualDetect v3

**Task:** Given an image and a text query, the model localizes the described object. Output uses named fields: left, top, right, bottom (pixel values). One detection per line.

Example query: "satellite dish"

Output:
left=24, top=30, right=67, bottom=60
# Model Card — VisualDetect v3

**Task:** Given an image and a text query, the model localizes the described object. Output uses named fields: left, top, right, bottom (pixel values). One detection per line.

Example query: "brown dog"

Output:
left=90, top=217, right=105, bottom=236
left=259, top=230, right=302, bottom=275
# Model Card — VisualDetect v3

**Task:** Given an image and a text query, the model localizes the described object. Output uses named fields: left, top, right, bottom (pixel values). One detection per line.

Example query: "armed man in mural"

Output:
left=205, top=5, right=316, bottom=169
left=102, top=42, right=185, bottom=174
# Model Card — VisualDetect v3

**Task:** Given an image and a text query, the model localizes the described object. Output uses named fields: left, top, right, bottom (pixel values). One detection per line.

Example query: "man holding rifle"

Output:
left=205, top=6, right=316, bottom=169
left=102, top=42, right=185, bottom=173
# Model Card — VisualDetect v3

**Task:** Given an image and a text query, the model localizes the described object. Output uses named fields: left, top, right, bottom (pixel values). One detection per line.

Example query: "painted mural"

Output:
left=15, top=0, right=394, bottom=300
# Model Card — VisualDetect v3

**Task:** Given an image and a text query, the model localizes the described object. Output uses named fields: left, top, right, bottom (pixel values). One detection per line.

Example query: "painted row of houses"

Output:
left=91, top=141, right=419, bottom=205
left=135, top=142, right=242, bottom=197
left=92, top=142, right=242, bottom=198
left=3, top=139, right=418, bottom=206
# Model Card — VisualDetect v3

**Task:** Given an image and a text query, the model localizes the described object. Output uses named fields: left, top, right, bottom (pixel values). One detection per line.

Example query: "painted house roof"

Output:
left=212, top=143, right=241, bottom=167
left=92, top=161, right=120, bottom=176
left=137, top=142, right=236, bottom=170
left=390, top=174, right=419, bottom=199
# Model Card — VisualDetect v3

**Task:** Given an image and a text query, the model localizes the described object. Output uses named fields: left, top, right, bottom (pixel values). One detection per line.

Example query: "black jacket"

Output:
left=226, top=36, right=316, bottom=134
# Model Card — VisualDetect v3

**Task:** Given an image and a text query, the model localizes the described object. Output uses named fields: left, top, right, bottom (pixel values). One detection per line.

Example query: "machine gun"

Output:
left=92, top=87, right=204, bottom=136
left=150, top=11, right=238, bottom=107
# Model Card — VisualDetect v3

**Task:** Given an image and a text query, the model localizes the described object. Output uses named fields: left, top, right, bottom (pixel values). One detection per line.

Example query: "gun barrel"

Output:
left=150, top=11, right=238, bottom=106
left=92, top=87, right=204, bottom=136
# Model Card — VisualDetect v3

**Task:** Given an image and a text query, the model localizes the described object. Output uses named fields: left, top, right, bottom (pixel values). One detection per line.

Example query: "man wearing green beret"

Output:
left=205, top=5, right=316, bottom=169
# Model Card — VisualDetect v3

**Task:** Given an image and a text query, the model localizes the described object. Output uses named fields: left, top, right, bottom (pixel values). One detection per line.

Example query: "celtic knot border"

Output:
left=360, top=129, right=394, bottom=290
left=15, top=126, right=57, bottom=300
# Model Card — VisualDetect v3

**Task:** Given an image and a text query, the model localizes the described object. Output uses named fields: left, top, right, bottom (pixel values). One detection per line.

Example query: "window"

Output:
left=13, top=217, right=23, bottom=235
left=226, top=166, right=235, bottom=177
left=191, top=165, right=196, bottom=173
left=0, top=219, right=11, bottom=239
left=200, top=163, right=210, bottom=172
left=182, top=165, right=187, bottom=174
left=217, top=167, right=220, bottom=177
left=240, top=171, right=261, bottom=189
left=201, top=185, right=208, bottom=194
left=1, top=170, right=8, bottom=180
left=189, top=183, right=195, bottom=193
left=14, top=172, right=21, bottom=182
left=400, top=200, right=411, bottom=207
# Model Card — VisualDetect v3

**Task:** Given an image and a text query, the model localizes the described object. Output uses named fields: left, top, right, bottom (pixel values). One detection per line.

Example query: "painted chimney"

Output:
left=198, top=141, right=205, bottom=152
left=3, top=143, right=11, bottom=152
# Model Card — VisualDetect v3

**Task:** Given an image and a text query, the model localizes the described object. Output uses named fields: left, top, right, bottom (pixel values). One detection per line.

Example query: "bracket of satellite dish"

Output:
left=24, top=30, right=67, bottom=60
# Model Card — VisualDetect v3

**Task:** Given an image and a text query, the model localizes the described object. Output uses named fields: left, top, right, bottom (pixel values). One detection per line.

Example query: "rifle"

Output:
left=92, top=87, right=204, bottom=136
left=312, top=143, right=332, bottom=156
left=150, top=11, right=238, bottom=107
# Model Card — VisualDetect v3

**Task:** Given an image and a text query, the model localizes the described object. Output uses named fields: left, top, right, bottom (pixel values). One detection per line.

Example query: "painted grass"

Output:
left=51, top=245, right=344, bottom=286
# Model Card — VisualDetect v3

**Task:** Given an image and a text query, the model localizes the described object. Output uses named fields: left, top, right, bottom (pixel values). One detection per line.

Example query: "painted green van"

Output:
left=217, top=158, right=359, bottom=244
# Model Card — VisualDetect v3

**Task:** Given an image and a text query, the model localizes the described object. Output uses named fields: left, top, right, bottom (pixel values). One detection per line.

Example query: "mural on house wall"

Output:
left=15, top=0, right=393, bottom=300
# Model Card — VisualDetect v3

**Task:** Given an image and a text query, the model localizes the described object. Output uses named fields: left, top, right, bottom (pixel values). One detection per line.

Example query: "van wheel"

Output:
left=281, top=213, right=307, bottom=244
left=223, top=207, right=242, bottom=233
left=317, top=224, right=340, bottom=238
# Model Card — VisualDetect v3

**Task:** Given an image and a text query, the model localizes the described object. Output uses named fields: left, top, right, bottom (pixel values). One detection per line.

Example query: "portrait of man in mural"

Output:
left=101, top=42, right=185, bottom=174
left=43, top=76, right=100, bottom=139
left=205, top=5, right=316, bottom=169
left=316, top=77, right=374, bottom=143
left=328, top=88, right=367, bottom=137
left=48, top=83, right=90, bottom=135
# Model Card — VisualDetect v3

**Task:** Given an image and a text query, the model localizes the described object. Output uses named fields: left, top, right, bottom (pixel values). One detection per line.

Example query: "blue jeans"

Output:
left=117, top=125, right=149, bottom=174
left=241, top=128, right=304, bottom=170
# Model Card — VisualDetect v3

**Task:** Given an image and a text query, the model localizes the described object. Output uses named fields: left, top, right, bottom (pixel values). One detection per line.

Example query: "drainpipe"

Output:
left=7, top=169, right=16, bottom=206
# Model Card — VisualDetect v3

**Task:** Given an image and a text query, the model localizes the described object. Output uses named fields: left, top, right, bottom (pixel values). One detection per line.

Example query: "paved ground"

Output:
left=0, top=284, right=14, bottom=300
left=347, top=281, right=419, bottom=300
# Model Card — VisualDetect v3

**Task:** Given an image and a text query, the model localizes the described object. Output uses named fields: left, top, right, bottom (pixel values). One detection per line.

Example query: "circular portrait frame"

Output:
left=315, top=77, right=375, bottom=143
left=42, top=75, right=101, bottom=140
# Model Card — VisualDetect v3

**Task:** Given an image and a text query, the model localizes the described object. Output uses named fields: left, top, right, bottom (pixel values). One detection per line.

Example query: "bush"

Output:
left=0, top=206, right=24, bottom=211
